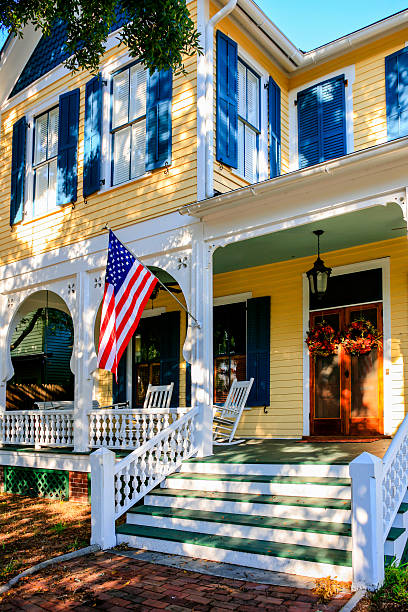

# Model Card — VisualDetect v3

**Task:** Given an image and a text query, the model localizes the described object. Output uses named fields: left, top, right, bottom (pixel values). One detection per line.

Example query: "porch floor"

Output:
left=189, top=438, right=392, bottom=465
left=1, top=438, right=392, bottom=465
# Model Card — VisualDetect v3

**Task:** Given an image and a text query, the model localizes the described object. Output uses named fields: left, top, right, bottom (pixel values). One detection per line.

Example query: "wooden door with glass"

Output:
left=310, top=303, right=383, bottom=436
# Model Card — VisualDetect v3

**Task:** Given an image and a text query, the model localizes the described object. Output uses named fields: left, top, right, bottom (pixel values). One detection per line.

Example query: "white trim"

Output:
left=213, top=292, right=252, bottom=306
left=288, top=65, right=355, bottom=172
left=302, top=256, right=391, bottom=437
left=0, top=449, right=91, bottom=472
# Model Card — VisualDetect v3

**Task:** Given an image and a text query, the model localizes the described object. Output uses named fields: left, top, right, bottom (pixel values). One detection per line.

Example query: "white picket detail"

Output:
left=0, top=410, right=74, bottom=447
left=113, top=407, right=198, bottom=518
left=382, top=413, right=408, bottom=538
left=88, top=408, right=190, bottom=450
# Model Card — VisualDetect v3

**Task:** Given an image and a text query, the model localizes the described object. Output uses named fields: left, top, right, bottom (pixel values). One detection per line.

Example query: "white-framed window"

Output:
left=237, top=59, right=260, bottom=183
left=32, top=106, right=59, bottom=217
left=111, top=62, right=147, bottom=186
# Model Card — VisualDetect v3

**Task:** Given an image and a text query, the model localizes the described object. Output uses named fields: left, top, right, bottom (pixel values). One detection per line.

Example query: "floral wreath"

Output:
left=305, top=321, right=340, bottom=358
left=342, top=318, right=382, bottom=356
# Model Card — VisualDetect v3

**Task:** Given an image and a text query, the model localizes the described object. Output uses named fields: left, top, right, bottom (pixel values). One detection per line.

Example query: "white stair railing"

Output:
left=0, top=410, right=74, bottom=448
left=88, top=408, right=190, bottom=450
left=90, top=407, right=199, bottom=549
left=350, top=414, right=408, bottom=591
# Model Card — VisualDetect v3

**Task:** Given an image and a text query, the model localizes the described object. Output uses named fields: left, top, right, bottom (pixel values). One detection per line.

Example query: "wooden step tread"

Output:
left=168, top=473, right=351, bottom=486
left=129, top=505, right=352, bottom=536
left=116, top=523, right=352, bottom=567
left=149, top=488, right=351, bottom=510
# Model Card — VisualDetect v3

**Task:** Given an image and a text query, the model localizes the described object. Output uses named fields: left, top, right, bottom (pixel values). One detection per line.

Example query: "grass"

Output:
left=354, top=563, right=408, bottom=611
left=0, top=492, right=90, bottom=585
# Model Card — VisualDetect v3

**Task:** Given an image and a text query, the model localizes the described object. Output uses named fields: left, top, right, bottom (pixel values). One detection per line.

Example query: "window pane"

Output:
left=244, top=125, right=257, bottom=182
left=112, top=70, right=129, bottom=129
left=48, top=158, right=57, bottom=209
left=131, top=119, right=146, bottom=179
left=238, top=120, right=245, bottom=177
left=48, top=108, right=59, bottom=159
left=34, top=164, right=49, bottom=217
left=34, top=113, right=48, bottom=165
left=238, top=61, right=246, bottom=118
left=129, top=65, right=147, bottom=122
left=113, top=126, right=131, bottom=185
left=247, top=70, right=259, bottom=128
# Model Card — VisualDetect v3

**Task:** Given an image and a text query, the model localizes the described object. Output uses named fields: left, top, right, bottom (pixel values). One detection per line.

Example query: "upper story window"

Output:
left=33, top=107, right=59, bottom=217
left=237, top=60, right=260, bottom=183
left=297, top=74, right=346, bottom=169
left=111, top=63, right=147, bottom=186
left=385, top=47, right=408, bottom=141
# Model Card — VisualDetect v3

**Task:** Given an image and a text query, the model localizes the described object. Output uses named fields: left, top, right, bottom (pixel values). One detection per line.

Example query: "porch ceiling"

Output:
left=213, top=203, right=406, bottom=274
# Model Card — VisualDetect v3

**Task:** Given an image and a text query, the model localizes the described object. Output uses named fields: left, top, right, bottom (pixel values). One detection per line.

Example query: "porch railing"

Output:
left=350, top=413, right=408, bottom=591
left=90, top=407, right=199, bottom=549
left=88, top=408, right=190, bottom=450
left=0, top=410, right=74, bottom=447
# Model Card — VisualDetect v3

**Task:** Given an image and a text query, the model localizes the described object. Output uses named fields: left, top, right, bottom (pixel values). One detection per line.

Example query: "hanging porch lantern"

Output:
left=306, top=230, right=332, bottom=300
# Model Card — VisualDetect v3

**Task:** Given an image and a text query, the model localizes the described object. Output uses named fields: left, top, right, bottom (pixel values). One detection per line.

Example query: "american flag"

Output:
left=97, top=230, right=157, bottom=378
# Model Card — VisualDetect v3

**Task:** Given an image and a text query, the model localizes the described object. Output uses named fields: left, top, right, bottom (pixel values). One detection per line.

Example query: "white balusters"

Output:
left=0, top=410, right=74, bottom=447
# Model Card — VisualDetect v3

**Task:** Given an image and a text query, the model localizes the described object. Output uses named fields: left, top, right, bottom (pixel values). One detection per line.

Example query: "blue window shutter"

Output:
left=10, top=117, right=27, bottom=226
left=297, top=75, right=346, bottom=169
left=385, top=47, right=408, bottom=140
left=269, top=76, right=281, bottom=178
left=146, top=69, right=172, bottom=171
left=113, top=351, right=127, bottom=404
left=159, top=311, right=180, bottom=407
left=57, top=88, right=80, bottom=206
left=216, top=30, right=238, bottom=168
left=246, top=297, right=270, bottom=407
left=83, top=75, right=102, bottom=197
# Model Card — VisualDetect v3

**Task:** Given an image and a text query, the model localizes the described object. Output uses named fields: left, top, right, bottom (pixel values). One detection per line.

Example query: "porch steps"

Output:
left=116, top=467, right=407, bottom=580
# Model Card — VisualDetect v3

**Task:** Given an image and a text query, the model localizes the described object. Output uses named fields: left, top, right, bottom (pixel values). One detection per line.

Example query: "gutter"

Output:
left=205, top=0, right=238, bottom=199
left=234, top=0, right=408, bottom=72
left=180, top=135, right=408, bottom=217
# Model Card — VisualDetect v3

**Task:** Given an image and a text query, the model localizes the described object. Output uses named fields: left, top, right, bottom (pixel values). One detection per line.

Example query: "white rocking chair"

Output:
left=213, top=378, right=254, bottom=445
left=143, top=383, right=174, bottom=409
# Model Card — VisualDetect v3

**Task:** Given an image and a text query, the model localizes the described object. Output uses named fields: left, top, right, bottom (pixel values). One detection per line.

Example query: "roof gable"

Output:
left=9, top=14, right=127, bottom=99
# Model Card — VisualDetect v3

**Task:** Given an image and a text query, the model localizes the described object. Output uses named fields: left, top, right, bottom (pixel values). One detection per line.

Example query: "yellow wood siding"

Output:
left=211, top=2, right=289, bottom=194
left=0, top=2, right=198, bottom=266
left=214, top=236, right=408, bottom=439
left=289, top=29, right=408, bottom=153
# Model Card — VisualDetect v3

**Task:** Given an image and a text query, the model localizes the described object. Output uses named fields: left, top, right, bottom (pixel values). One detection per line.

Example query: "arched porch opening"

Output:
left=94, top=267, right=190, bottom=409
left=7, top=290, right=74, bottom=410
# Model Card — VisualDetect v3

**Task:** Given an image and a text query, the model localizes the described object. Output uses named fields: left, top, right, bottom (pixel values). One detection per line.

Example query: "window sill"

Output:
left=100, top=171, right=153, bottom=195
left=18, top=204, right=71, bottom=227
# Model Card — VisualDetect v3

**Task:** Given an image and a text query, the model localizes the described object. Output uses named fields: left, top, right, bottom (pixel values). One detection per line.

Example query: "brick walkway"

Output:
left=0, top=551, right=352, bottom=611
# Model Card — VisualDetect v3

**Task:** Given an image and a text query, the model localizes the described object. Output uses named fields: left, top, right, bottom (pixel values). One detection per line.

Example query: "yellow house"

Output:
left=1, top=0, right=408, bottom=589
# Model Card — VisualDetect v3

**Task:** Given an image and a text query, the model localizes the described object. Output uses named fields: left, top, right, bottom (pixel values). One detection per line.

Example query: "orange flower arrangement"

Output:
left=342, top=319, right=382, bottom=356
left=306, top=321, right=340, bottom=358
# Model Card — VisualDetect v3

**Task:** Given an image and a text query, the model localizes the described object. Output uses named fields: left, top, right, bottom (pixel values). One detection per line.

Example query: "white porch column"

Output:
left=349, top=452, right=385, bottom=590
left=73, top=271, right=93, bottom=452
left=190, top=234, right=213, bottom=457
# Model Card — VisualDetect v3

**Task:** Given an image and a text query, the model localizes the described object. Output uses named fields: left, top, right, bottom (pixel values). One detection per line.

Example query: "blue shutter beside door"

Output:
left=246, top=296, right=270, bottom=407
left=83, top=76, right=102, bottom=197
left=269, top=76, right=281, bottom=178
left=297, top=75, right=346, bottom=169
left=216, top=30, right=238, bottom=168
left=385, top=47, right=408, bottom=140
left=57, top=88, right=80, bottom=206
left=10, top=117, right=27, bottom=226
left=146, top=69, right=172, bottom=171
left=159, top=311, right=180, bottom=407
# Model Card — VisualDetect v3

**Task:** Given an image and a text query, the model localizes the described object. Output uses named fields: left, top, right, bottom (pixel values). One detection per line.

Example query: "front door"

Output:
left=310, top=303, right=383, bottom=436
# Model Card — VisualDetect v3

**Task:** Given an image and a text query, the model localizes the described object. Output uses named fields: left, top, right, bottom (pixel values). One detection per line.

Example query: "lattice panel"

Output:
left=4, top=466, right=69, bottom=501
left=382, top=435, right=408, bottom=535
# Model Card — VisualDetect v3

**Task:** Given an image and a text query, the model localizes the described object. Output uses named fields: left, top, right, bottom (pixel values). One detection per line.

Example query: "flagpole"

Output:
left=103, top=224, right=201, bottom=328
